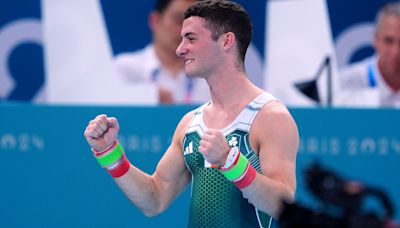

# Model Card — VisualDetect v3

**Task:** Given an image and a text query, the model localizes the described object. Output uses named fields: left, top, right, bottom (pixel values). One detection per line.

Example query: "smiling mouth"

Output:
left=185, top=59, right=194, bottom=64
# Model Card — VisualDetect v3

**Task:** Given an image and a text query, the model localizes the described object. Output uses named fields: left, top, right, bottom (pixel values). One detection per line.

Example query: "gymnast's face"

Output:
left=150, top=0, right=196, bottom=56
left=374, top=14, right=400, bottom=77
left=176, top=16, right=224, bottom=78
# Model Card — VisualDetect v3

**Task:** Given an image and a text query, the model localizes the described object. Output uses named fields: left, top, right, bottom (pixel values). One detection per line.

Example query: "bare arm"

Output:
left=242, top=101, right=298, bottom=218
left=84, top=113, right=194, bottom=217
left=114, top=119, right=192, bottom=216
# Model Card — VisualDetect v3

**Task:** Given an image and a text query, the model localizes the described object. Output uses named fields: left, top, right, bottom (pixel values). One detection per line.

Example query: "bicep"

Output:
left=153, top=142, right=191, bottom=196
left=151, top=112, right=194, bottom=205
left=257, top=104, right=299, bottom=191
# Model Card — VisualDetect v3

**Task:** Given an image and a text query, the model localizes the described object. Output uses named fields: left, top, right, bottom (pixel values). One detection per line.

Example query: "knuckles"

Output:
left=84, top=115, right=109, bottom=139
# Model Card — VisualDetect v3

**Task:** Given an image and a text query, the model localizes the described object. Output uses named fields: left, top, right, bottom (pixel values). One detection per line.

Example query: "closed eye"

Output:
left=384, top=36, right=394, bottom=45
left=183, top=32, right=197, bottom=43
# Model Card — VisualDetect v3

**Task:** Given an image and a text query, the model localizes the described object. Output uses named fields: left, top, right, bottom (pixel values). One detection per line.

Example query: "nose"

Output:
left=176, top=40, right=186, bottom=57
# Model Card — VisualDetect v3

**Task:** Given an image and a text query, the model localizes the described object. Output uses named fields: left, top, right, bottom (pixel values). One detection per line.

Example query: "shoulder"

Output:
left=114, top=45, right=158, bottom=81
left=114, top=45, right=156, bottom=65
left=177, top=110, right=196, bottom=128
left=257, top=100, right=294, bottom=124
left=114, top=50, right=146, bottom=75
left=114, top=47, right=149, bottom=65
left=172, top=108, right=199, bottom=144
left=252, top=100, right=298, bottom=141
left=338, top=57, right=372, bottom=89
left=249, top=100, right=299, bottom=165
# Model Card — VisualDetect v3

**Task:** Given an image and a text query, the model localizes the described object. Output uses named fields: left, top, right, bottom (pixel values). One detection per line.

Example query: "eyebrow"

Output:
left=183, top=32, right=196, bottom=38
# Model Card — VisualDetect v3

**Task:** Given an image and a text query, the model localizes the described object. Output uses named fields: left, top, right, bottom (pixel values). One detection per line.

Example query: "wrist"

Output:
left=92, top=141, right=131, bottom=178
left=91, top=141, right=117, bottom=156
left=219, top=150, right=256, bottom=189
left=220, top=147, right=239, bottom=170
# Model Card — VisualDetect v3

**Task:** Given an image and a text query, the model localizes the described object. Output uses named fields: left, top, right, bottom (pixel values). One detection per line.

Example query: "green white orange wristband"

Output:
left=220, top=147, right=257, bottom=189
left=92, top=141, right=131, bottom=178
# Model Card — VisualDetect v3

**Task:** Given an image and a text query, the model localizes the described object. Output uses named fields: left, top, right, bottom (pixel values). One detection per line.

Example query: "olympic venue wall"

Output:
left=0, top=104, right=399, bottom=227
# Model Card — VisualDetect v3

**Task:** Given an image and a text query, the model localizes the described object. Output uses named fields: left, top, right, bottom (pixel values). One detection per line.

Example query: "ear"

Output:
left=220, top=32, right=236, bottom=51
left=148, top=11, right=159, bottom=31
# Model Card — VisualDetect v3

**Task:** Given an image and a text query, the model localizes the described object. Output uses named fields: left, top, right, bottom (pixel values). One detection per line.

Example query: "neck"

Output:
left=207, top=68, right=262, bottom=110
left=154, top=43, right=184, bottom=77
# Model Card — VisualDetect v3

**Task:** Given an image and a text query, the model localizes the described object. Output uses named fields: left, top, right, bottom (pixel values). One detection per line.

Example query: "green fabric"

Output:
left=183, top=130, right=272, bottom=228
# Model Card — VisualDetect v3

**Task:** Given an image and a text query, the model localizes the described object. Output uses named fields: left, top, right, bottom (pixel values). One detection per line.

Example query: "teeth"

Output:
left=185, top=59, right=194, bottom=64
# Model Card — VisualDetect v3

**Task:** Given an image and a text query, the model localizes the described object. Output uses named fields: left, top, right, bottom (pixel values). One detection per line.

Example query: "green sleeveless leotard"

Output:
left=182, top=93, right=278, bottom=228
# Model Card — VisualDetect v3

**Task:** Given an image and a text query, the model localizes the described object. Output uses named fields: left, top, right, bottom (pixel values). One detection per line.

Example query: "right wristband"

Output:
left=92, top=141, right=131, bottom=178
left=95, top=142, right=124, bottom=168
left=108, top=155, right=131, bottom=178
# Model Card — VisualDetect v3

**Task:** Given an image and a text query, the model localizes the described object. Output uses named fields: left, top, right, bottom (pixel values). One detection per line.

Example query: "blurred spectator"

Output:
left=114, top=0, right=210, bottom=104
left=335, top=1, right=400, bottom=107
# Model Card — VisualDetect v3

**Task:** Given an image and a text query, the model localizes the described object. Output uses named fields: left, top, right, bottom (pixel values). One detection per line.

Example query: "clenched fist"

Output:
left=84, top=114, right=119, bottom=152
left=198, top=129, right=230, bottom=167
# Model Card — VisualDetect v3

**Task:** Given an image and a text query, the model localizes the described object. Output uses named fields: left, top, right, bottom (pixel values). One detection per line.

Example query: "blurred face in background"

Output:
left=150, top=0, right=196, bottom=56
left=374, top=14, right=400, bottom=77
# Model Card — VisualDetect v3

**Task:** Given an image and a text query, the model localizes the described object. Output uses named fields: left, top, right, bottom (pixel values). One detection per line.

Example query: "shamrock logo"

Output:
left=228, top=136, right=238, bottom=147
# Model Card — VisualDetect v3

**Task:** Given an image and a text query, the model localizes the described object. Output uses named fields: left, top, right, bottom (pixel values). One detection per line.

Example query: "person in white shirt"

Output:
left=115, top=0, right=210, bottom=104
left=336, top=2, right=400, bottom=108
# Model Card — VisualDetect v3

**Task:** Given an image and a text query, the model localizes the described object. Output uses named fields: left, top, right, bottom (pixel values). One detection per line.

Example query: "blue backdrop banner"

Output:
left=0, top=104, right=399, bottom=227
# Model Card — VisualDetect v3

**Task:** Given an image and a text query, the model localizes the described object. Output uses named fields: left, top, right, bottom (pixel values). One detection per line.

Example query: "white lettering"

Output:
left=392, top=138, right=400, bottom=154
left=1, top=134, right=17, bottom=149
left=299, top=136, right=399, bottom=156
left=347, top=138, right=358, bottom=156
left=0, top=133, right=45, bottom=152
left=19, top=134, right=29, bottom=152
left=119, top=134, right=169, bottom=154
left=377, top=138, right=389, bottom=155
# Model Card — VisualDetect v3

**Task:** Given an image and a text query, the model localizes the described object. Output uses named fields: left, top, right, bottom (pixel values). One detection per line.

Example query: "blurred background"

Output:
left=1, top=0, right=399, bottom=227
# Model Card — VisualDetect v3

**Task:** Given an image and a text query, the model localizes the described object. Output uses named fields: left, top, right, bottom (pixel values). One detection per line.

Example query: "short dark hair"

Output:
left=184, top=0, right=253, bottom=64
left=155, top=0, right=198, bottom=13
left=154, top=0, right=173, bottom=13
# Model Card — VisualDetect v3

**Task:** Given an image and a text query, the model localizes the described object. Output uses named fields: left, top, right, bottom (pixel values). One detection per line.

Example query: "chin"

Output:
left=185, top=72, right=202, bottom=79
left=184, top=66, right=205, bottom=78
left=184, top=68, right=195, bottom=77
left=185, top=73, right=197, bottom=78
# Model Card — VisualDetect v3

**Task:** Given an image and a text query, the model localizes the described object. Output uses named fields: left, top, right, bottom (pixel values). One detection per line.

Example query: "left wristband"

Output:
left=92, top=141, right=131, bottom=178
left=219, top=150, right=257, bottom=189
